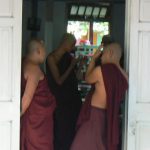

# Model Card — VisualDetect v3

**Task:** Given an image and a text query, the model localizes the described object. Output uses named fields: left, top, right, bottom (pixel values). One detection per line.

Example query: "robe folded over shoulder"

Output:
left=76, top=63, right=128, bottom=150
left=21, top=75, right=56, bottom=150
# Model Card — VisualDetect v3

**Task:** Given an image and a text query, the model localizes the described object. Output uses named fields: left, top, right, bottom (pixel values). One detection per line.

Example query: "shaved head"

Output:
left=101, top=42, right=123, bottom=64
left=26, top=38, right=46, bottom=63
left=105, top=43, right=122, bottom=60
left=60, top=33, right=76, bottom=45
left=27, top=38, right=44, bottom=54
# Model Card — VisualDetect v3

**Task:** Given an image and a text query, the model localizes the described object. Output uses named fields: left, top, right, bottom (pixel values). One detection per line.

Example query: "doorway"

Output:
left=21, top=0, right=127, bottom=149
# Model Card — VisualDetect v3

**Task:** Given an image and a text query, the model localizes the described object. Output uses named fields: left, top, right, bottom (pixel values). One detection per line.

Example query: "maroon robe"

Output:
left=75, top=63, right=128, bottom=150
left=46, top=52, right=82, bottom=150
left=71, top=106, right=107, bottom=150
left=21, top=75, right=56, bottom=150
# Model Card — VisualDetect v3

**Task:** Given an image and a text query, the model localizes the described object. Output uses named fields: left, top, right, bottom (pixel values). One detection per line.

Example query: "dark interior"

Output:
left=22, top=0, right=126, bottom=149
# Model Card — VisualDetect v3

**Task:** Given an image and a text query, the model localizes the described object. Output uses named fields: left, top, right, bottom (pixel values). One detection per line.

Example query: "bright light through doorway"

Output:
left=67, top=21, right=109, bottom=46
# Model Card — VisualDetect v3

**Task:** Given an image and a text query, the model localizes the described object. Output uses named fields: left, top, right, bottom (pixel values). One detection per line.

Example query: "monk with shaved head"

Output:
left=46, top=33, right=82, bottom=150
left=21, top=38, right=56, bottom=150
left=71, top=42, right=128, bottom=150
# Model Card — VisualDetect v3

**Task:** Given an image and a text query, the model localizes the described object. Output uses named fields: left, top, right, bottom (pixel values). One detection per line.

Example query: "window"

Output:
left=93, top=22, right=109, bottom=45
left=67, top=3, right=111, bottom=46
left=67, top=21, right=109, bottom=46
left=67, top=21, right=90, bottom=45
left=68, top=3, right=111, bottom=21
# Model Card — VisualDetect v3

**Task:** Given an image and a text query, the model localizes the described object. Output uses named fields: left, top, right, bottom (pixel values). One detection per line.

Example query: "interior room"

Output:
left=22, top=0, right=126, bottom=149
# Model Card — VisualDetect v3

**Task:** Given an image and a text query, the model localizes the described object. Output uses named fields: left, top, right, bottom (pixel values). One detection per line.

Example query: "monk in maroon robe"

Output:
left=21, top=38, right=56, bottom=150
left=71, top=43, right=128, bottom=150
left=46, top=33, right=82, bottom=150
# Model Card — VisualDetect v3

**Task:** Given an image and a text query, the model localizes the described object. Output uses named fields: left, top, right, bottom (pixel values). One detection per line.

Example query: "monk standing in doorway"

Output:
left=46, top=33, right=82, bottom=150
left=71, top=43, right=128, bottom=150
left=21, top=38, right=56, bottom=150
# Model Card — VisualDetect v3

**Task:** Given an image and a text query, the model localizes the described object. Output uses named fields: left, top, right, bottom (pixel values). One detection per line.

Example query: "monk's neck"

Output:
left=54, top=47, right=67, bottom=59
left=26, top=55, right=40, bottom=65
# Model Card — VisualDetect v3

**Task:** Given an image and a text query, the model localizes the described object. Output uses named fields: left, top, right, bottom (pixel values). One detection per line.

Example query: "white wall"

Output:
left=0, top=0, right=22, bottom=149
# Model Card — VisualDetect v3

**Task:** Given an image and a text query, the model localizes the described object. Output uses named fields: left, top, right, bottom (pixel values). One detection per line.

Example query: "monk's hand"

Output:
left=78, top=56, right=86, bottom=66
left=92, top=44, right=103, bottom=60
left=92, top=50, right=101, bottom=61
left=70, top=58, right=79, bottom=68
left=98, top=44, right=104, bottom=51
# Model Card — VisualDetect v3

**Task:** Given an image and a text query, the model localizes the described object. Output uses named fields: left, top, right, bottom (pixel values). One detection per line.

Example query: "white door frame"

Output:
left=124, top=0, right=150, bottom=149
left=123, top=0, right=131, bottom=149
left=0, top=0, right=22, bottom=150
left=0, top=0, right=142, bottom=149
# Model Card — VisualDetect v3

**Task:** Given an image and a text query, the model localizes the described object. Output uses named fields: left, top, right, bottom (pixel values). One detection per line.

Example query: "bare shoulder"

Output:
left=47, top=52, right=56, bottom=64
left=93, top=66, right=103, bottom=80
left=23, top=61, right=41, bottom=81
left=94, top=66, right=102, bottom=74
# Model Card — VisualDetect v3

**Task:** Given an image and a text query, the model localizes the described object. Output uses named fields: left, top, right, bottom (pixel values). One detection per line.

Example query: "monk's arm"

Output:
left=21, top=70, right=39, bottom=116
left=47, top=57, right=77, bottom=85
left=85, top=58, right=95, bottom=78
left=85, top=50, right=101, bottom=83
left=75, top=59, right=85, bottom=80
left=85, top=66, right=101, bottom=84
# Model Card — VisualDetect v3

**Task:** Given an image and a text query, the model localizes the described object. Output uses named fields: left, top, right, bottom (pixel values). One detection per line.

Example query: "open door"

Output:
left=126, top=0, right=150, bottom=149
left=0, top=0, right=22, bottom=150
